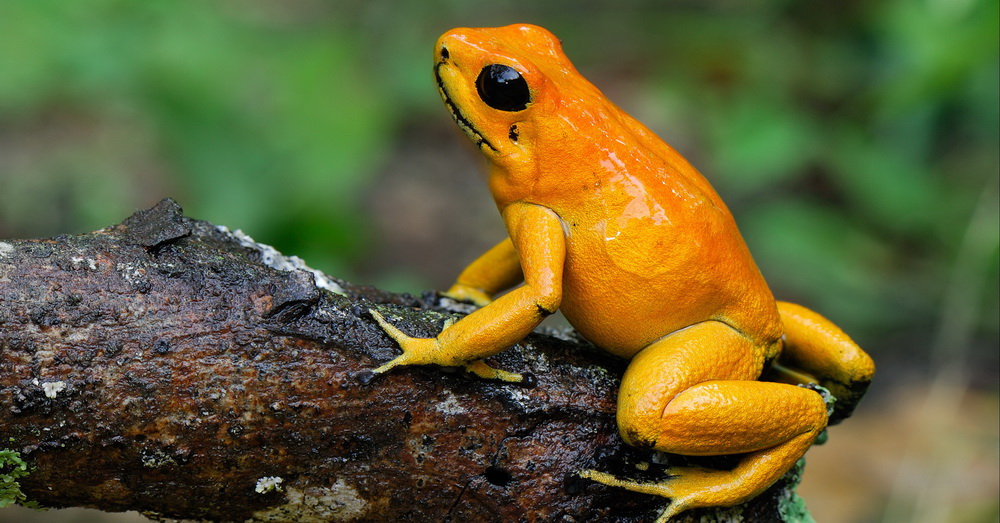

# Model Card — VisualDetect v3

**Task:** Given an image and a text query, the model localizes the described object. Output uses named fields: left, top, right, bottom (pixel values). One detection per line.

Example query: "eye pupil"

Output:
left=476, top=64, right=530, bottom=111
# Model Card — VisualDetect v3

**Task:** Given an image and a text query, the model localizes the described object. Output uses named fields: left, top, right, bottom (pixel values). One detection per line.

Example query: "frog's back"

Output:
left=540, top=104, right=782, bottom=359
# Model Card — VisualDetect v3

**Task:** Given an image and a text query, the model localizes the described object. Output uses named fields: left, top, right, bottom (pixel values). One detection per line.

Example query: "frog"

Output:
left=370, top=23, right=875, bottom=520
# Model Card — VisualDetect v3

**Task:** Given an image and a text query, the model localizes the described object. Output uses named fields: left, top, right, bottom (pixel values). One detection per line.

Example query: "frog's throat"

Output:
left=434, top=61, right=498, bottom=153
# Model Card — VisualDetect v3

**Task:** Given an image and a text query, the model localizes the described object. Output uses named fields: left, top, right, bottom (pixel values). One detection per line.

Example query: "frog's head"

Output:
left=434, top=24, right=608, bottom=201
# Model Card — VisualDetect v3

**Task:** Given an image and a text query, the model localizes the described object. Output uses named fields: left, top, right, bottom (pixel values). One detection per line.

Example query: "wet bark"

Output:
left=0, top=198, right=805, bottom=522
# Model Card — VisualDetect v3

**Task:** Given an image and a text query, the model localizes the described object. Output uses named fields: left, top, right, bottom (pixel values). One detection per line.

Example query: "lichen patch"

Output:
left=70, top=256, right=98, bottom=270
left=218, top=226, right=346, bottom=296
left=255, top=476, right=284, bottom=494
left=249, top=480, right=368, bottom=522
left=41, top=381, right=66, bottom=399
left=433, top=390, right=466, bottom=415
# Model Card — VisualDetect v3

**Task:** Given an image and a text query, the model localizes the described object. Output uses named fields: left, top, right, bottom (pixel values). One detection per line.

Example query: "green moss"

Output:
left=0, top=449, right=39, bottom=509
left=777, top=458, right=816, bottom=523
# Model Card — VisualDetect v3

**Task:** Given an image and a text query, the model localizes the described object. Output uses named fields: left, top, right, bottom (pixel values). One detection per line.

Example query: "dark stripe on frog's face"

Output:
left=434, top=58, right=497, bottom=153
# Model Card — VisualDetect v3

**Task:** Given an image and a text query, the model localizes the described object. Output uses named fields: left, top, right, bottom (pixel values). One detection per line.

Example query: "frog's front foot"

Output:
left=369, top=309, right=442, bottom=374
left=579, top=467, right=734, bottom=521
left=369, top=309, right=528, bottom=384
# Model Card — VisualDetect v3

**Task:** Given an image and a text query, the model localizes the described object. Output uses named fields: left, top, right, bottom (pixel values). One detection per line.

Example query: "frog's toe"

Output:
left=579, top=468, right=672, bottom=497
left=652, top=498, right=694, bottom=523
left=372, top=355, right=408, bottom=375
left=369, top=309, right=409, bottom=343
left=463, top=359, right=525, bottom=383
left=372, top=344, right=430, bottom=375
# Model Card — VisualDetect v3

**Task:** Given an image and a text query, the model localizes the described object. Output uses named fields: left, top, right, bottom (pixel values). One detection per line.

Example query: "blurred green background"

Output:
left=0, top=1, right=996, bottom=522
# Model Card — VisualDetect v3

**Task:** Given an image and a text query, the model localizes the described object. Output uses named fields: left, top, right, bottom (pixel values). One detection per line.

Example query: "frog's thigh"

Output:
left=616, top=321, right=828, bottom=501
left=775, top=301, right=875, bottom=423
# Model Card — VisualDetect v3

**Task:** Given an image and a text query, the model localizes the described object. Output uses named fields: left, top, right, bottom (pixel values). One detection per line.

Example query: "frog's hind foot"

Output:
left=581, top=452, right=802, bottom=521
left=578, top=469, right=691, bottom=522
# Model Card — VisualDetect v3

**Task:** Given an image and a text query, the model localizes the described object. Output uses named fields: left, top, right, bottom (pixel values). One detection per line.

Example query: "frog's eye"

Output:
left=476, top=64, right=530, bottom=112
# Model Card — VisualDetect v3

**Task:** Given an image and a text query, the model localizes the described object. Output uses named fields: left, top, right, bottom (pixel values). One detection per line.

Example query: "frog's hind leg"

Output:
left=582, top=320, right=829, bottom=518
left=772, top=301, right=875, bottom=423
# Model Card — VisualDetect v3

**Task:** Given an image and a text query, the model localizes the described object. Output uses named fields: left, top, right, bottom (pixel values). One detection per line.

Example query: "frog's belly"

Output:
left=559, top=270, right=721, bottom=359
left=558, top=228, right=778, bottom=360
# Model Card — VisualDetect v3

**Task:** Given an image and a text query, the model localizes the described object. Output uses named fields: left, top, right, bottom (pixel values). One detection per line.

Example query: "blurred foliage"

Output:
left=0, top=0, right=997, bottom=382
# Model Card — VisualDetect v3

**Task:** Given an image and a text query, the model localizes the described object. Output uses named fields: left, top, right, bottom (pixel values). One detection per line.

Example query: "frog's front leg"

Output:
left=371, top=203, right=565, bottom=383
left=581, top=320, right=829, bottom=520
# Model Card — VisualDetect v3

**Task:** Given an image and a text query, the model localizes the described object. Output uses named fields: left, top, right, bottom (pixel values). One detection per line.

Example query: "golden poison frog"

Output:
left=370, top=24, right=874, bottom=519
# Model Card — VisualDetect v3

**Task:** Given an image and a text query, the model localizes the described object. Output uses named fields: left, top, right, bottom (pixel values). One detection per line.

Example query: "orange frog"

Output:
left=371, top=24, right=874, bottom=519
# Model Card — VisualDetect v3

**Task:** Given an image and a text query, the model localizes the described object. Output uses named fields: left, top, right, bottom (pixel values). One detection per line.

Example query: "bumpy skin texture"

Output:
left=373, top=24, right=875, bottom=520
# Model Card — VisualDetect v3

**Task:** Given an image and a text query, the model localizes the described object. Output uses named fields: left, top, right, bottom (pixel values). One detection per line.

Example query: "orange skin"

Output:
left=371, top=24, right=875, bottom=520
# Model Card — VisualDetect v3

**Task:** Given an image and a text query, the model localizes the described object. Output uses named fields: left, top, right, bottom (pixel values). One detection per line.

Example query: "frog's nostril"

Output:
left=440, top=46, right=450, bottom=60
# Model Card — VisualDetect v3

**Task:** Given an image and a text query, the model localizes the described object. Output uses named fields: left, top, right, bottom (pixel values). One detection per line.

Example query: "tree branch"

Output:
left=0, top=198, right=810, bottom=521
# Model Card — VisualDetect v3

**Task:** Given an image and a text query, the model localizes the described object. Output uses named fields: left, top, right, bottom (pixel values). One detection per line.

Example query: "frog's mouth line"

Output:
left=435, top=62, right=497, bottom=153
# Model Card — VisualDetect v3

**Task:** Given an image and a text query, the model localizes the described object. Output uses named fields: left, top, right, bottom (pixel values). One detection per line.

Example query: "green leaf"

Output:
left=0, top=449, right=31, bottom=509
left=706, top=94, right=818, bottom=195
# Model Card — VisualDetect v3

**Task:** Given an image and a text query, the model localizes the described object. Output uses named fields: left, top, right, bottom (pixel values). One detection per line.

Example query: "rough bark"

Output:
left=0, top=198, right=811, bottom=522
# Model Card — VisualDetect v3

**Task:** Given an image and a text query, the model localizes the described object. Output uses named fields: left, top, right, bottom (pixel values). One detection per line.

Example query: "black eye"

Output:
left=476, top=64, right=530, bottom=111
